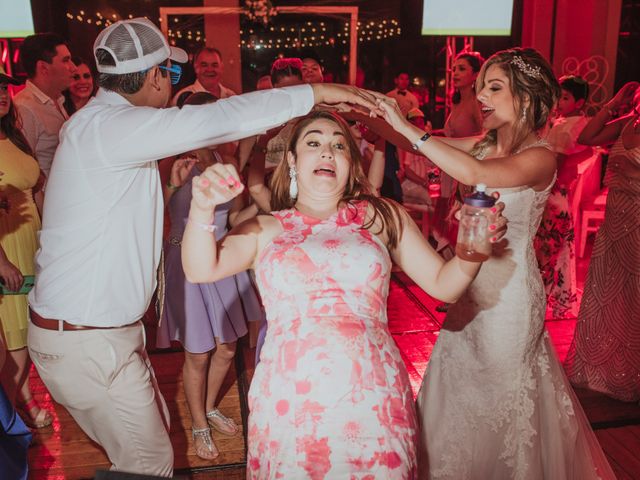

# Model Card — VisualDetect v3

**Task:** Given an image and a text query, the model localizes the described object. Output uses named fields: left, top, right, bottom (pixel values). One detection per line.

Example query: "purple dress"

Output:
left=157, top=165, right=264, bottom=353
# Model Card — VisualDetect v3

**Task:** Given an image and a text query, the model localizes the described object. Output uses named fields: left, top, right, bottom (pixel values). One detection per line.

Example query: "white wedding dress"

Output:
left=417, top=146, right=616, bottom=479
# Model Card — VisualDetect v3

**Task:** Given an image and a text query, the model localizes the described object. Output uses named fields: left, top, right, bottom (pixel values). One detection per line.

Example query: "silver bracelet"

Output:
left=187, top=217, right=216, bottom=233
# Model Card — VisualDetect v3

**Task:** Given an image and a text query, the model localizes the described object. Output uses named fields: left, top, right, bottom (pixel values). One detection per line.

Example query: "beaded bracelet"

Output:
left=166, top=181, right=179, bottom=190
left=187, top=217, right=217, bottom=233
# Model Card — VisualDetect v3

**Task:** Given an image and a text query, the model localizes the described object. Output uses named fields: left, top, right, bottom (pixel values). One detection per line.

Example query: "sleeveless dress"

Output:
left=417, top=144, right=615, bottom=479
left=0, top=139, right=40, bottom=350
left=534, top=115, right=591, bottom=319
left=157, top=164, right=263, bottom=353
left=565, top=131, right=640, bottom=402
left=247, top=201, right=417, bottom=479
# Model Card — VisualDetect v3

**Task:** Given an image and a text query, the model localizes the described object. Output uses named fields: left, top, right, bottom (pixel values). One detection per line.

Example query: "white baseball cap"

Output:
left=93, top=17, right=187, bottom=74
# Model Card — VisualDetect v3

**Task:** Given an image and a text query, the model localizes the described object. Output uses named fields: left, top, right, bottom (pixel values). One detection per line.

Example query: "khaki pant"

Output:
left=28, top=321, right=173, bottom=477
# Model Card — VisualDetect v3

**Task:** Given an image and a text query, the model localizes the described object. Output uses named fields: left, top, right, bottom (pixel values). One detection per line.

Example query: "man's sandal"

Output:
left=17, top=398, right=53, bottom=429
left=192, top=426, right=219, bottom=460
left=206, top=408, right=239, bottom=436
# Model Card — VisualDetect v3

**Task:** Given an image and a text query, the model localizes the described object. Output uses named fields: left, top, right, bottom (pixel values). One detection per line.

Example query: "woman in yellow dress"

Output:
left=0, top=67, right=51, bottom=428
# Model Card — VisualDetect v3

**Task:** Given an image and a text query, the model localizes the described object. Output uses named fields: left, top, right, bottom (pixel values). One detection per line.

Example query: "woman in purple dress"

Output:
left=157, top=92, right=264, bottom=460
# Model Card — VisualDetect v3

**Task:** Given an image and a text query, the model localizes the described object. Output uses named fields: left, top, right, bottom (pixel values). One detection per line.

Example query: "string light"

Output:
left=64, top=9, right=400, bottom=50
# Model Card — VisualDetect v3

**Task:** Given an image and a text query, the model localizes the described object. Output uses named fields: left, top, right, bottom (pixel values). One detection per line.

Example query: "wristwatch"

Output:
left=412, top=132, right=431, bottom=151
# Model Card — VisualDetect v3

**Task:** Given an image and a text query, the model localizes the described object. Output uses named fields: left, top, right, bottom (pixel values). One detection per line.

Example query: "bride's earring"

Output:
left=521, top=106, right=527, bottom=122
left=289, top=165, right=298, bottom=200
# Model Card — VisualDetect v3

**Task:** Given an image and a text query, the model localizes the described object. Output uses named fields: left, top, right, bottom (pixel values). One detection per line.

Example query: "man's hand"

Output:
left=310, top=84, right=387, bottom=117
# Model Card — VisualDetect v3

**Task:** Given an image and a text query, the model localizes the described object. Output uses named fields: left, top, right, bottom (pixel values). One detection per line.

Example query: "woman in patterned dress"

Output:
left=565, top=81, right=640, bottom=402
left=535, top=75, right=592, bottom=319
left=181, top=109, right=506, bottom=479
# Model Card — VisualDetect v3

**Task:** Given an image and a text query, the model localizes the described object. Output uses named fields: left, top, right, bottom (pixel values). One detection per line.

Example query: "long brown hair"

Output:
left=471, top=47, right=561, bottom=157
left=0, top=97, right=33, bottom=156
left=452, top=51, right=485, bottom=105
left=270, top=110, right=404, bottom=249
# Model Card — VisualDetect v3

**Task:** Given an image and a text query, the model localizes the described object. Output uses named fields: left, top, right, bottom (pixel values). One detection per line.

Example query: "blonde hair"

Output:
left=270, top=111, right=404, bottom=249
left=471, top=47, right=561, bottom=157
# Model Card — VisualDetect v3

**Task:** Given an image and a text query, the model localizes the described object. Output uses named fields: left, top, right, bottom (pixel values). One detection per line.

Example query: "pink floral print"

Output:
left=248, top=201, right=417, bottom=479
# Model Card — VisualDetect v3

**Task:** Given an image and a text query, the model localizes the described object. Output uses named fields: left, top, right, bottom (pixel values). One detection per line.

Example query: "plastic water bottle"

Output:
left=455, top=183, right=496, bottom=262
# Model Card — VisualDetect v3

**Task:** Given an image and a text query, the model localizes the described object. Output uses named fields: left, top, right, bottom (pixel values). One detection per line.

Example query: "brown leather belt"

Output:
left=30, top=309, right=118, bottom=331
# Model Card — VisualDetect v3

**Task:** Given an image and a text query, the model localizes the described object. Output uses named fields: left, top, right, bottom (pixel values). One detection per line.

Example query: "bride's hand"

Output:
left=456, top=193, right=507, bottom=244
left=376, top=96, right=411, bottom=134
left=489, top=201, right=508, bottom=243
left=488, top=193, right=507, bottom=244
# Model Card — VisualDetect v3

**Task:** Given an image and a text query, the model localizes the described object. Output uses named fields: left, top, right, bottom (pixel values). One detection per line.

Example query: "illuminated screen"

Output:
left=0, top=0, right=35, bottom=37
left=422, top=0, right=514, bottom=36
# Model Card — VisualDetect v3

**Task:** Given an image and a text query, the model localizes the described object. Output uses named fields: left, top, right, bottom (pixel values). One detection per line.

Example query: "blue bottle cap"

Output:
left=463, top=184, right=496, bottom=208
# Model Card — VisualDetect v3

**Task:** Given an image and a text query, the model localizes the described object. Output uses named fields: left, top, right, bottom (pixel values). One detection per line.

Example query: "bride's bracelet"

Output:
left=187, top=217, right=217, bottom=233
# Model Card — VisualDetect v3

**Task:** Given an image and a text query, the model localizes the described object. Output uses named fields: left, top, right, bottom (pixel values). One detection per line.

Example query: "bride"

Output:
left=380, top=47, right=615, bottom=479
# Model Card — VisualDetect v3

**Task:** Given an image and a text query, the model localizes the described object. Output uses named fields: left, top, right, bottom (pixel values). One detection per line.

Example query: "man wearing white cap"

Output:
left=26, top=17, right=384, bottom=476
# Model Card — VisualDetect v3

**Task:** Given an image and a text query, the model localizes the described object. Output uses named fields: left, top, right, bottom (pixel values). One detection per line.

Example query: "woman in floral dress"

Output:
left=182, top=109, right=506, bottom=478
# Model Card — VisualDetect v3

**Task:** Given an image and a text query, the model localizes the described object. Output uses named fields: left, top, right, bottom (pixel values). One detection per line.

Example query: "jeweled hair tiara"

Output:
left=510, top=56, right=542, bottom=79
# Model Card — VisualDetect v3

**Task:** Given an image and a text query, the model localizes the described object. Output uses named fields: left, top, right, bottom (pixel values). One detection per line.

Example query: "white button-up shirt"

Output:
left=14, top=80, right=69, bottom=176
left=171, top=79, right=237, bottom=106
left=29, top=84, right=313, bottom=327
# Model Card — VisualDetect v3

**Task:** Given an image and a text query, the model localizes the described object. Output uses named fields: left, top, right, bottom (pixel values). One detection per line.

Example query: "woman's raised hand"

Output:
left=191, top=163, right=244, bottom=212
left=170, top=155, right=197, bottom=188
left=608, top=81, right=640, bottom=113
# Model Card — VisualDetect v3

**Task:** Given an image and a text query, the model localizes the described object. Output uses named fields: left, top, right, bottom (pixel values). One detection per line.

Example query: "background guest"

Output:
left=0, top=66, right=51, bottom=429
left=63, top=56, right=96, bottom=115
left=157, top=92, right=263, bottom=460
left=565, top=81, right=640, bottom=402
left=444, top=51, right=485, bottom=138
left=434, top=52, right=486, bottom=257
left=399, top=107, right=435, bottom=206
left=13, top=33, right=76, bottom=177
left=387, top=71, right=420, bottom=116
left=535, top=75, right=592, bottom=318
left=300, top=49, right=324, bottom=84
left=0, top=331, right=31, bottom=480
left=172, top=47, right=237, bottom=107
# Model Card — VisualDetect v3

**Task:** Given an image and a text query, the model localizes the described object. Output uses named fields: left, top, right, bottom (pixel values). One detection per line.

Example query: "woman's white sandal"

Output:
left=192, top=426, right=219, bottom=460
left=206, top=408, right=239, bottom=436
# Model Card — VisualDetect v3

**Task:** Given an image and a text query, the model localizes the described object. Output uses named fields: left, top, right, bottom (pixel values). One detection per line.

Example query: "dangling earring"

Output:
left=521, top=106, right=527, bottom=122
left=289, top=165, right=298, bottom=200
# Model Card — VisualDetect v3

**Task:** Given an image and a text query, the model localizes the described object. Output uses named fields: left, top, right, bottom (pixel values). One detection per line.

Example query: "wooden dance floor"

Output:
left=27, top=249, right=640, bottom=479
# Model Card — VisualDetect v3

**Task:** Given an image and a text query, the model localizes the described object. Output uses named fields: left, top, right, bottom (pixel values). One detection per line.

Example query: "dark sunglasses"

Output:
left=158, top=64, right=182, bottom=86
left=72, top=73, right=92, bottom=81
